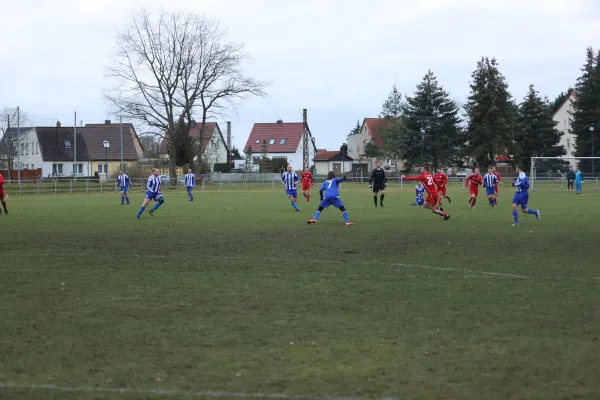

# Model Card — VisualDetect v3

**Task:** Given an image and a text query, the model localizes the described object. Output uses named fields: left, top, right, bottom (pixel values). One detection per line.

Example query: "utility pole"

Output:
left=17, top=106, right=20, bottom=183
left=226, top=121, right=232, bottom=169
left=302, top=109, right=309, bottom=170
left=74, top=111, right=77, bottom=182
left=120, top=115, right=123, bottom=169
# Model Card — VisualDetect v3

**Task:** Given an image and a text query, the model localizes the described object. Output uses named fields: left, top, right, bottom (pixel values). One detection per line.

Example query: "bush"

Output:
left=213, top=163, right=231, bottom=173
left=270, top=158, right=288, bottom=173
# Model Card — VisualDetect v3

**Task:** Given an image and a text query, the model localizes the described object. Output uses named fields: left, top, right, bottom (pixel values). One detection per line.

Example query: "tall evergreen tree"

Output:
left=349, top=120, right=361, bottom=135
left=374, top=85, right=406, bottom=166
left=515, top=85, right=566, bottom=173
left=399, top=70, right=464, bottom=170
left=571, top=47, right=600, bottom=174
left=340, top=143, right=349, bottom=153
left=465, top=57, right=517, bottom=167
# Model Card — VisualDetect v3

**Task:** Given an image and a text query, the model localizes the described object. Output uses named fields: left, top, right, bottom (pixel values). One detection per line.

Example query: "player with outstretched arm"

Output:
left=307, top=171, right=354, bottom=226
left=403, top=165, right=450, bottom=220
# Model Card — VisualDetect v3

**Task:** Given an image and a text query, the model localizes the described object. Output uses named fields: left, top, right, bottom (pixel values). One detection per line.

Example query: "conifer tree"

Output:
left=400, top=70, right=463, bottom=169
left=551, top=88, right=574, bottom=114
left=465, top=57, right=517, bottom=167
left=515, top=85, right=566, bottom=172
left=375, top=85, right=406, bottom=166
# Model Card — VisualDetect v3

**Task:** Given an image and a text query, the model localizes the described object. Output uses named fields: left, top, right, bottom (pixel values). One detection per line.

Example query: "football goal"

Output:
left=530, top=157, right=600, bottom=192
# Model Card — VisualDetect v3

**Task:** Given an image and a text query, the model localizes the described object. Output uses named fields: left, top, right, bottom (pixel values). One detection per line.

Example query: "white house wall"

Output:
left=202, top=127, right=228, bottom=170
left=15, top=129, right=43, bottom=170
left=41, top=161, right=91, bottom=178
left=553, top=95, right=577, bottom=167
left=315, top=161, right=353, bottom=176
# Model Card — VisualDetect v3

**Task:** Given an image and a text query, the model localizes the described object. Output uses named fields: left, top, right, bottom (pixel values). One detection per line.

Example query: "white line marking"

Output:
left=5, top=253, right=598, bottom=282
left=0, top=382, right=396, bottom=400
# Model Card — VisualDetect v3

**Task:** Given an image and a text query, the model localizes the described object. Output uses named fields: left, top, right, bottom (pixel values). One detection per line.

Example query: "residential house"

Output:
left=158, top=121, right=228, bottom=172
left=0, top=127, right=34, bottom=171
left=346, top=118, right=402, bottom=174
left=313, top=150, right=353, bottom=175
left=243, top=119, right=317, bottom=170
left=552, top=91, right=577, bottom=167
left=82, top=120, right=144, bottom=177
left=15, top=123, right=91, bottom=177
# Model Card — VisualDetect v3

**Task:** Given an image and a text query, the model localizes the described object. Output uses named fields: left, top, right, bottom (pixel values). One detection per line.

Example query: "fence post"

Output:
left=219, top=172, right=222, bottom=191
left=19, top=180, right=22, bottom=195
left=100, top=179, right=103, bottom=193
left=86, top=178, right=89, bottom=193
left=272, top=177, right=275, bottom=190
left=596, top=177, right=598, bottom=191
left=400, top=177, right=403, bottom=191
left=70, top=180, right=73, bottom=194
left=54, top=179, right=57, bottom=193
left=37, top=179, right=40, bottom=194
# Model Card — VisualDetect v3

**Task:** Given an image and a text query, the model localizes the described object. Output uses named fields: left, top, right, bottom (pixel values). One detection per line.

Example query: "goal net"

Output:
left=530, top=157, right=600, bottom=192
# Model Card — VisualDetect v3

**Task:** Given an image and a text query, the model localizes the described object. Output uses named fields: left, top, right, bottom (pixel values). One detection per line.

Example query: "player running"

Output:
left=116, top=169, right=132, bottom=206
left=433, top=168, right=451, bottom=210
left=300, top=167, right=314, bottom=203
left=465, top=168, right=483, bottom=209
left=492, top=165, right=502, bottom=205
left=0, top=173, right=8, bottom=215
left=281, top=165, right=300, bottom=211
left=402, top=166, right=450, bottom=220
left=483, top=167, right=499, bottom=207
left=370, top=160, right=387, bottom=208
left=575, top=167, right=583, bottom=194
left=511, top=165, right=540, bottom=226
left=137, top=168, right=165, bottom=218
left=307, top=171, right=353, bottom=226
left=184, top=169, right=196, bottom=202
left=410, top=182, right=425, bottom=207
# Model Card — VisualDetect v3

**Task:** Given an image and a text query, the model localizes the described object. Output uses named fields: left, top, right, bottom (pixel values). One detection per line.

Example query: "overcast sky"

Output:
left=2, top=0, right=599, bottom=152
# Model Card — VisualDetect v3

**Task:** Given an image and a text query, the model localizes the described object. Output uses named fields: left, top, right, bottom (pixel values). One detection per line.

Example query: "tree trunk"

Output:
left=167, top=128, right=177, bottom=180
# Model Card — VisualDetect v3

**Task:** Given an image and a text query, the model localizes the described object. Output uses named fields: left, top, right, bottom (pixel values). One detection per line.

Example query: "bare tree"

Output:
left=138, top=134, right=161, bottom=158
left=105, top=8, right=267, bottom=178
left=0, top=107, right=30, bottom=176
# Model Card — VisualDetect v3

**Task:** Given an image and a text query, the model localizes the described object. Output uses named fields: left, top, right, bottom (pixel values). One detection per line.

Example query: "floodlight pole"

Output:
left=420, top=129, right=425, bottom=165
left=590, top=127, right=595, bottom=177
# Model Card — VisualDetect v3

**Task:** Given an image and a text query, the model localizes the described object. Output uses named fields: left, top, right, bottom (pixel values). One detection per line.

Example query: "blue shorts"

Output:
left=320, top=196, right=344, bottom=208
left=120, top=186, right=128, bottom=193
left=285, top=189, right=297, bottom=198
left=416, top=199, right=424, bottom=206
left=145, top=190, right=162, bottom=200
left=512, top=192, right=529, bottom=209
left=186, top=186, right=194, bottom=192
left=485, top=187, right=496, bottom=196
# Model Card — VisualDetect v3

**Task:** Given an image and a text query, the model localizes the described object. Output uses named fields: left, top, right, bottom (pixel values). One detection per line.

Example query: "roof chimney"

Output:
left=105, top=119, right=111, bottom=125
left=276, top=119, right=283, bottom=124
left=56, top=121, right=61, bottom=128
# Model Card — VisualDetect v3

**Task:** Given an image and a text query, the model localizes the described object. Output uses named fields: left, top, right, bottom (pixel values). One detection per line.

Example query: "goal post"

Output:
left=530, top=157, right=600, bottom=192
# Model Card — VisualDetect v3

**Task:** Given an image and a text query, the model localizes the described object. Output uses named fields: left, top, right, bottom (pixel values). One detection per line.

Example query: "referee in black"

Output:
left=369, top=160, right=387, bottom=207
left=567, top=167, right=575, bottom=191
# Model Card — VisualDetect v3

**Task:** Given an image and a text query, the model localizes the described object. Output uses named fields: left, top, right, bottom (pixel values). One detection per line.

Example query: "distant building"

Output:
left=552, top=91, right=577, bottom=167
left=346, top=118, right=402, bottom=174
left=313, top=150, right=353, bottom=175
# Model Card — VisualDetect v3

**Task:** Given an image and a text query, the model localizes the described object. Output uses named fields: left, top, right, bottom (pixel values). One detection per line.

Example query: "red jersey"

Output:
left=0, top=173, right=4, bottom=186
left=493, top=172, right=502, bottom=183
left=466, top=173, right=483, bottom=190
left=405, top=173, right=437, bottom=194
left=300, top=172, right=313, bottom=186
left=433, top=173, right=448, bottom=190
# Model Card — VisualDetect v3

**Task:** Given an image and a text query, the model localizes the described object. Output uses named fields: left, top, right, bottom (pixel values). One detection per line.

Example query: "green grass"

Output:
left=1, top=184, right=599, bottom=400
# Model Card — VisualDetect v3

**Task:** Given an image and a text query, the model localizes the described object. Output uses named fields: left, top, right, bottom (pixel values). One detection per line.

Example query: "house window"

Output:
left=74, top=164, right=83, bottom=174
left=252, top=156, right=260, bottom=164
left=52, top=163, right=63, bottom=175
left=255, top=139, right=260, bottom=144
left=98, top=164, right=107, bottom=174
left=280, top=138, right=286, bottom=145
left=388, top=158, right=396, bottom=168
left=21, top=143, right=24, bottom=155
left=269, top=138, right=275, bottom=145
left=36, top=142, right=39, bottom=154
left=566, top=138, right=571, bottom=149
left=31, top=164, right=34, bottom=170
left=25, top=143, right=29, bottom=155
left=65, top=141, right=71, bottom=149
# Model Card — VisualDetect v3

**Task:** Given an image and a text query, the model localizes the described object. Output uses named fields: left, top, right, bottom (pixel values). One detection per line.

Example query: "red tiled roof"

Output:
left=363, top=118, right=387, bottom=145
left=244, top=122, right=306, bottom=153
left=314, top=150, right=353, bottom=161
left=159, top=122, right=224, bottom=154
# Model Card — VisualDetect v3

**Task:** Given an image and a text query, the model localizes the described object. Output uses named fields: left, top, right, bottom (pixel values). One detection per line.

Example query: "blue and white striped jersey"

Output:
left=184, top=173, right=195, bottom=187
left=514, top=172, right=530, bottom=193
left=415, top=185, right=425, bottom=201
left=147, top=175, right=161, bottom=193
left=483, top=173, right=499, bottom=188
left=116, top=174, right=131, bottom=188
left=281, top=171, right=299, bottom=190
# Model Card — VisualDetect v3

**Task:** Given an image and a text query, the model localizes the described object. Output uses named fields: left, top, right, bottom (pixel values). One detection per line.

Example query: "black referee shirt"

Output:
left=370, top=168, right=387, bottom=185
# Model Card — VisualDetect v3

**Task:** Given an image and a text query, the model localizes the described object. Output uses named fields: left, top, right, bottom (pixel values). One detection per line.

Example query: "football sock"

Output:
left=342, top=211, right=349, bottom=223
left=292, top=201, right=299, bottom=210
left=313, top=210, right=321, bottom=220
left=1, top=200, right=6, bottom=212
left=373, top=196, right=377, bottom=206
left=494, top=198, right=498, bottom=205
left=380, top=194, right=385, bottom=204
left=125, top=196, right=130, bottom=204
left=472, top=198, right=477, bottom=207
left=137, top=206, right=145, bottom=217
left=151, top=201, right=162, bottom=212
left=527, top=209, right=538, bottom=215
left=121, top=195, right=124, bottom=203
left=307, top=194, right=310, bottom=202
left=489, top=198, right=494, bottom=206
left=512, top=210, right=519, bottom=224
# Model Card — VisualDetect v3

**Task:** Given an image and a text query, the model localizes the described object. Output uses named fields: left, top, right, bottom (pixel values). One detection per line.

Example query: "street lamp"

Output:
left=420, top=129, right=425, bottom=165
left=103, top=140, right=110, bottom=179
left=590, top=127, right=595, bottom=177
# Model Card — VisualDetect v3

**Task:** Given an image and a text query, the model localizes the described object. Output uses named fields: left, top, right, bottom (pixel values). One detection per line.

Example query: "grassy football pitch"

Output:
left=1, top=183, right=599, bottom=400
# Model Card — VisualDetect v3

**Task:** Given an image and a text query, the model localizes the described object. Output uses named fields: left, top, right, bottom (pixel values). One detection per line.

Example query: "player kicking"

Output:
left=492, top=165, right=502, bottom=205
left=300, top=167, right=314, bottom=203
left=281, top=165, right=300, bottom=211
left=0, top=172, right=8, bottom=215
left=370, top=161, right=387, bottom=207
left=307, top=171, right=353, bottom=226
left=511, top=165, right=540, bottom=226
left=137, top=168, right=165, bottom=218
left=184, top=169, right=195, bottom=202
left=466, top=168, right=483, bottom=209
left=402, top=165, right=450, bottom=220
left=433, top=168, right=451, bottom=210
left=483, top=167, right=499, bottom=207
left=116, top=169, right=132, bottom=206
left=410, top=182, right=425, bottom=207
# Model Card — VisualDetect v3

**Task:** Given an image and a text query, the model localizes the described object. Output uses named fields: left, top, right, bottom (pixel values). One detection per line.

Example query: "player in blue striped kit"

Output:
left=116, top=169, right=132, bottom=206
left=410, top=182, right=425, bottom=206
left=184, top=169, right=195, bottom=202
left=511, top=165, right=540, bottom=226
left=137, top=168, right=165, bottom=218
left=307, top=171, right=353, bottom=226
left=483, top=167, right=499, bottom=207
left=281, top=165, right=300, bottom=211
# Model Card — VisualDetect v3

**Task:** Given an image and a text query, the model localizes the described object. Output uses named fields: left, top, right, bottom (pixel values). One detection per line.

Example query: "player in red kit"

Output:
left=402, top=166, right=450, bottom=220
left=300, top=167, right=314, bottom=203
left=0, top=173, right=8, bottom=215
left=492, top=165, right=502, bottom=205
left=465, top=168, right=483, bottom=208
left=433, top=169, right=451, bottom=210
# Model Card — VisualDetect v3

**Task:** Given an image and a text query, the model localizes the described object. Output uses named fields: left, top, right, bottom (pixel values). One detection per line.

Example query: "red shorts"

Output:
left=302, top=184, right=311, bottom=191
left=426, top=193, right=439, bottom=206
left=437, top=186, right=447, bottom=195
left=470, top=188, right=479, bottom=196
left=494, top=184, right=499, bottom=194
